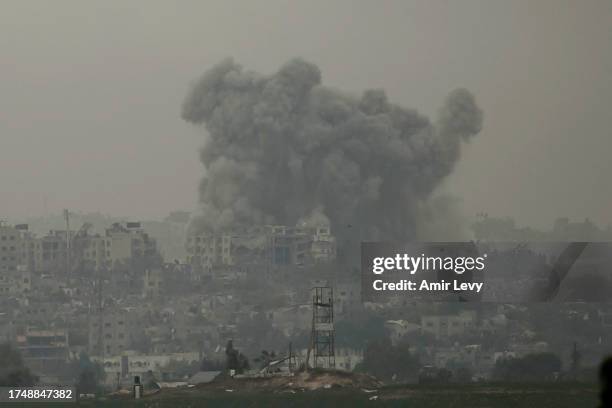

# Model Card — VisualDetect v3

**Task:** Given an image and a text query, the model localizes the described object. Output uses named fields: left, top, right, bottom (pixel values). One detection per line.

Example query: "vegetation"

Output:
left=225, top=340, right=250, bottom=374
left=0, top=342, right=37, bottom=386
left=493, top=352, right=562, bottom=382
left=72, top=353, right=106, bottom=395
left=237, top=312, right=288, bottom=355
left=355, top=338, right=420, bottom=383
left=254, top=350, right=278, bottom=369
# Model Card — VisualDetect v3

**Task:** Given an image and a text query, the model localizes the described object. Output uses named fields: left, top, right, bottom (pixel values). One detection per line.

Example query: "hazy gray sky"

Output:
left=1, top=0, right=610, bottom=228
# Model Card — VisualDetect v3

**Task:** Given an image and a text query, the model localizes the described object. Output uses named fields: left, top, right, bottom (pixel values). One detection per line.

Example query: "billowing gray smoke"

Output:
left=182, top=58, right=482, bottom=243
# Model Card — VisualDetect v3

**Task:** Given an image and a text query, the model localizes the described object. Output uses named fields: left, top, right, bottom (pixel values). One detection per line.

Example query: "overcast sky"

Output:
left=1, top=0, right=610, bottom=228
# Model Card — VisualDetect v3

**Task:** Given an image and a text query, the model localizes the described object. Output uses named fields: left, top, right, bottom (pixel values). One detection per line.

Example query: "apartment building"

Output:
left=89, top=308, right=140, bottom=357
left=0, top=223, right=23, bottom=273
left=105, top=222, right=157, bottom=266
left=0, top=223, right=31, bottom=295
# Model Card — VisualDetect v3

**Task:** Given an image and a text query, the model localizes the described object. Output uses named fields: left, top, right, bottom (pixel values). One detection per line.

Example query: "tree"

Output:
left=454, top=365, right=474, bottom=383
left=225, top=340, right=250, bottom=374
left=0, top=343, right=36, bottom=386
left=71, top=353, right=105, bottom=394
left=237, top=313, right=287, bottom=355
left=253, top=350, right=277, bottom=369
left=355, top=338, right=419, bottom=383
left=493, top=352, right=562, bottom=382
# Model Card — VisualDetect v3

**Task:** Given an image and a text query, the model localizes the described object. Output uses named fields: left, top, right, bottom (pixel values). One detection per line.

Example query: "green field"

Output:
left=2, top=383, right=599, bottom=408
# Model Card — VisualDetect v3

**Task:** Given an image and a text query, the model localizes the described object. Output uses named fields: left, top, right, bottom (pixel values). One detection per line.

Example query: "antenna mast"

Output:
left=307, top=287, right=335, bottom=369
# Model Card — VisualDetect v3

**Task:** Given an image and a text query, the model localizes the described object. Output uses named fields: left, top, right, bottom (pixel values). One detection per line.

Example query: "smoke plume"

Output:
left=182, top=58, right=483, bottom=242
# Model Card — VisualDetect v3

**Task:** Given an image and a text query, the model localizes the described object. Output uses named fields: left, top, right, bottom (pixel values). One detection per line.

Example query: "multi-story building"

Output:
left=78, top=235, right=111, bottom=271
left=267, top=226, right=312, bottom=266
left=105, top=223, right=157, bottom=267
left=32, top=230, right=69, bottom=273
left=19, top=229, right=37, bottom=273
left=186, top=226, right=271, bottom=272
left=186, top=233, right=228, bottom=270
left=186, top=223, right=337, bottom=272
left=143, top=268, right=164, bottom=298
left=5, top=225, right=76, bottom=274
left=0, top=268, right=31, bottom=297
left=3, top=221, right=159, bottom=276
left=334, top=280, right=360, bottom=317
left=18, top=301, right=59, bottom=328
left=89, top=307, right=141, bottom=357
left=0, top=223, right=31, bottom=296
left=16, top=328, right=69, bottom=375
left=310, top=225, right=337, bottom=263
left=72, top=222, right=158, bottom=272
left=0, top=223, right=23, bottom=273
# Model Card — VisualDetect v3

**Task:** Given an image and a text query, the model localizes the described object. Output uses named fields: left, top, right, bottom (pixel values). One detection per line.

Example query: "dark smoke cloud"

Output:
left=182, top=58, right=483, bottom=242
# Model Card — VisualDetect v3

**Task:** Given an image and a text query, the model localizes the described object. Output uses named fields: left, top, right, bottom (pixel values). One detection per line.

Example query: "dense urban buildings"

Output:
left=1, top=216, right=612, bottom=388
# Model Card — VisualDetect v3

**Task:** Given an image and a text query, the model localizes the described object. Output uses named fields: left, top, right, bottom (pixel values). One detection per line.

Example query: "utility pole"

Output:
left=64, top=209, right=70, bottom=274
left=571, top=341, right=581, bottom=379
left=98, top=269, right=104, bottom=359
